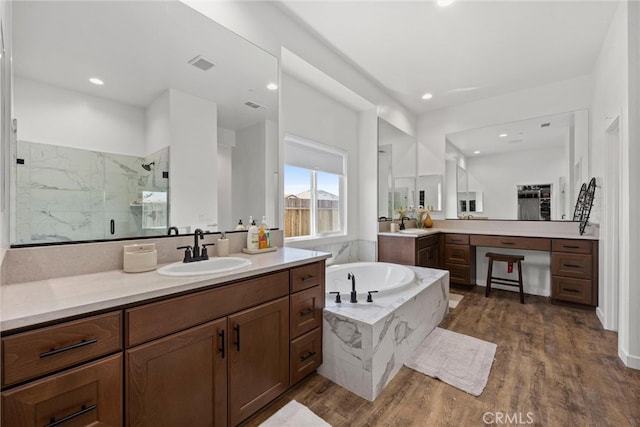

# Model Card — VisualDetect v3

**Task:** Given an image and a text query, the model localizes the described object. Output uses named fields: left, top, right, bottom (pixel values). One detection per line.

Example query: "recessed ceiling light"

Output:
left=267, top=83, right=278, bottom=91
left=473, top=150, right=481, bottom=154
left=499, top=133, right=508, bottom=138
left=421, top=93, right=433, bottom=100
left=89, top=77, right=104, bottom=86
left=437, top=0, right=455, bottom=7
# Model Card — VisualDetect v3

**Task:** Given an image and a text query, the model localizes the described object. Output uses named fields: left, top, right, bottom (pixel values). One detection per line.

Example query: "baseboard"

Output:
left=596, top=307, right=606, bottom=328
left=618, top=346, right=640, bottom=370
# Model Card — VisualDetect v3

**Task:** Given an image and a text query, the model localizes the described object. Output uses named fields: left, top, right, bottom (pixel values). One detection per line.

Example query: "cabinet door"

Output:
left=2, top=354, right=122, bottom=427
left=228, top=297, right=289, bottom=426
left=418, top=244, right=439, bottom=268
left=126, top=318, right=227, bottom=427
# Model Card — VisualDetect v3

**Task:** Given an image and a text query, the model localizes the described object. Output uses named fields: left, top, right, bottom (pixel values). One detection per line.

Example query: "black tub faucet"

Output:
left=348, top=272, right=357, bottom=303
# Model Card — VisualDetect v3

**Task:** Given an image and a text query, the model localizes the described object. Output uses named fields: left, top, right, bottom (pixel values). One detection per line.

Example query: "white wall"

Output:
left=232, top=121, right=266, bottom=226
left=217, top=127, right=235, bottom=231
left=14, top=77, right=146, bottom=156
left=281, top=72, right=359, bottom=249
left=168, top=89, right=218, bottom=229
left=591, top=1, right=639, bottom=369
left=465, top=146, right=566, bottom=220
left=146, top=91, right=171, bottom=155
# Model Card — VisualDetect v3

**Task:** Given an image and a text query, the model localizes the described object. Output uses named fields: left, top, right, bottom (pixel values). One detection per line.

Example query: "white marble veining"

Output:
left=319, top=265, right=449, bottom=401
left=290, top=239, right=376, bottom=266
left=12, top=141, right=169, bottom=244
left=0, top=247, right=330, bottom=331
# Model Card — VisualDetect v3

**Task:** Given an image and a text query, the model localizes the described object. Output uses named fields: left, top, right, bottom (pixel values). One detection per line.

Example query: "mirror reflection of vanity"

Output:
left=444, top=109, right=589, bottom=221
left=377, top=118, right=416, bottom=218
left=9, top=1, right=279, bottom=245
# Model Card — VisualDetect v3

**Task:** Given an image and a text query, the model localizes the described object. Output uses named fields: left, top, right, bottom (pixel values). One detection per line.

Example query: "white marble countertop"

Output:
left=324, top=266, right=448, bottom=326
left=379, top=227, right=598, bottom=240
left=0, top=247, right=331, bottom=332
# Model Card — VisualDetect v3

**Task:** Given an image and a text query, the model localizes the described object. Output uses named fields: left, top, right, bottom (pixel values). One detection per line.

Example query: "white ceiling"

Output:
left=446, top=110, right=575, bottom=158
left=278, top=0, right=619, bottom=114
left=13, top=1, right=278, bottom=130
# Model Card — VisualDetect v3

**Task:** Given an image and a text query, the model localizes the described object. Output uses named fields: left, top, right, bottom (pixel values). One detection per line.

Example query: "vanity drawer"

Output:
left=290, top=261, right=324, bottom=293
left=470, top=235, right=551, bottom=251
left=126, top=271, right=289, bottom=347
left=290, top=328, right=322, bottom=385
left=445, top=244, right=470, bottom=265
left=445, top=264, right=472, bottom=285
left=2, top=311, right=122, bottom=387
left=417, top=234, right=439, bottom=249
left=552, top=277, right=594, bottom=305
left=290, top=286, right=324, bottom=339
left=1, top=354, right=122, bottom=427
left=552, top=239, right=593, bottom=254
left=445, top=234, right=469, bottom=245
left=551, top=253, right=592, bottom=279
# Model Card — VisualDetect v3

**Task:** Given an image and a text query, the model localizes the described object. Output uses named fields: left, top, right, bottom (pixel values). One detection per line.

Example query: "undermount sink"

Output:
left=398, top=228, right=430, bottom=235
left=157, top=257, right=251, bottom=276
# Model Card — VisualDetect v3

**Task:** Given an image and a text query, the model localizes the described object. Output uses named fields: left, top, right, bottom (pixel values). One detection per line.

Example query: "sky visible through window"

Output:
left=284, top=164, right=340, bottom=196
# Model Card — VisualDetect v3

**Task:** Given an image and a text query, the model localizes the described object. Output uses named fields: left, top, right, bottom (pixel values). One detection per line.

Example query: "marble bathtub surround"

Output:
left=289, top=239, right=376, bottom=265
left=319, top=266, right=449, bottom=401
left=0, top=246, right=325, bottom=331
left=0, top=230, right=284, bottom=285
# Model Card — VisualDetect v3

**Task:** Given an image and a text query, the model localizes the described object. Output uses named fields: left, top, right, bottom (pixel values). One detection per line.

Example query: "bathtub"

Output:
left=326, top=262, right=415, bottom=296
left=319, top=262, right=449, bottom=401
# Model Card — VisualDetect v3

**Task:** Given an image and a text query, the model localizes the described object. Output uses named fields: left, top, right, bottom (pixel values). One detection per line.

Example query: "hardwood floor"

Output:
left=242, top=286, right=640, bottom=426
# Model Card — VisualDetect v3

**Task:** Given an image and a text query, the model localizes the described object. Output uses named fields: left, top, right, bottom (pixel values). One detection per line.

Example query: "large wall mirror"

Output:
left=9, top=1, right=278, bottom=245
left=377, top=118, right=416, bottom=219
left=444, top=109, right=589, bottom=221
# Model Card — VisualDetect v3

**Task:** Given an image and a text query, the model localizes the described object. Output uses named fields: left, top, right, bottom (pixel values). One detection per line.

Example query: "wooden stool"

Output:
left=485, top=252, right=525, bottom=304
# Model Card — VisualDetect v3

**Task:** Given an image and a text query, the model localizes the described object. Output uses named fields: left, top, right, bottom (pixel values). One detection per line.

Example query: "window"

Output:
left=284, top=134, right=346, bottom=239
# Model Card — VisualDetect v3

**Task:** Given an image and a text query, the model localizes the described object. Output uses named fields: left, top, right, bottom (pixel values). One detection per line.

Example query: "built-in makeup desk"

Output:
left=378, top=220, right=599, bottom=306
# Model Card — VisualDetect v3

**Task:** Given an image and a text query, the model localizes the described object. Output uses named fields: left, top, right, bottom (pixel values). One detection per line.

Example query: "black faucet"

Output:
left=192, top=228, right=205, bottom=260
left=348, top=272, right=357, bottom=303
left=400, top=216, right=411, bottom=230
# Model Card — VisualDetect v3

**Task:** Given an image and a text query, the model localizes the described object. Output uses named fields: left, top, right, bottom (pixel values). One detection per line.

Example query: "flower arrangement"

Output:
left=416, top=205, right=432, bottom=228
left=396, top=206, right=407, bottom=219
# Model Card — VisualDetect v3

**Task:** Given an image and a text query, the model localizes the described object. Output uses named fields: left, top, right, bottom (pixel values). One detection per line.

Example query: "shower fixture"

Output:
left=141, top=162, right=155, bottom=171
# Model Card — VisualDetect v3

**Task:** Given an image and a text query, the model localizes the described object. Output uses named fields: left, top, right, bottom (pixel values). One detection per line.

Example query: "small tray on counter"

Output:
left=241, top=247, right=278, bottom=255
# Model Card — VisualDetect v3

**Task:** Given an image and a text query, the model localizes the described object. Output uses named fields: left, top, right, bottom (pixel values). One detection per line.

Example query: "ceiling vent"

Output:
left=244, top=100, right=265, bottom=109
left=188, top=55, right=215, bottom=71
left=540, top=122, right=551, bottom=128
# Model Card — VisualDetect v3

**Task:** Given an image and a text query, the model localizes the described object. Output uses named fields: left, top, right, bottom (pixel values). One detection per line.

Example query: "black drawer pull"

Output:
left=563, top=245, right=580, bottom=249
left=299, top=308, right=314, bottom=317
left=234, top=324, right=240, bottom=351
left=39, top=338, right=98, bottom=358
left=46, top=404, right=97, bottom=427
left=564, top=264, right=582, bottom=269
left=300, top=351, right=316, bottom=362
left=302, top=275, right=317, bottom=283
left=219, top=330, right=225, bottom=359
left=563, top=288, right=581, bottom=293
left=500, top=241, right=515, bottom=245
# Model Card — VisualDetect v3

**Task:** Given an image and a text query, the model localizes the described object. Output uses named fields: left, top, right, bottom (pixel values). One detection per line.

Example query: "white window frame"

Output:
left=284, top=133, right=347, bottom=241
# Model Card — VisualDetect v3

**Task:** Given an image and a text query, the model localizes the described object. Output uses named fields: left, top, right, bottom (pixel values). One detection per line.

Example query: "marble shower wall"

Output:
left=12, top=141, right=169, bottom=244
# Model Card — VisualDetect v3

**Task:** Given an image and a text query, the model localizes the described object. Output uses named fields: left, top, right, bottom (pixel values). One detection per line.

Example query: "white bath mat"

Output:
left=449, top=293, right=464, bottom=309
left=404, top=327, right=497, bottom=396
left=259, top=400, right=331, bottom=427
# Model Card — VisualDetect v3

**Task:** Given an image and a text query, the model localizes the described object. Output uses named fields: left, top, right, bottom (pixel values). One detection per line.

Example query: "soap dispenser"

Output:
left=235, top=219, right=245, bottom=231
left=246, top=217, right=259, bottom=250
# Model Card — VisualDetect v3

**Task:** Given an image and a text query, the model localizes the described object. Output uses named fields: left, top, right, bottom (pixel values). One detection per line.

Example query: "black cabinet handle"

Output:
left=563, top=245, right=580, bottom=249
left=45, top=404, right=97, bottom=427
left=302, top=275, right=316, bottom=283
left=564, top=264, right=582, bottom=269
left=500, top=241, right=515, bottom=245
left=234, top=324, right=240, bottom=351
left=39, top=338, right=98, bottom=358
left=299, top=308, right=313, bottom=317
left=110, top=219, right=115, bottom=235
left=300, top=351, right=316, bottom=362
left=219, top=330, right=225, bottom=359
left=564, top=288, right=581, bottom=293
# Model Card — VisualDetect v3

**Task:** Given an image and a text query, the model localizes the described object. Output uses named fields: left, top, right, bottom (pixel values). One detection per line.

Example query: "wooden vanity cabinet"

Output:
left=444, top=234, right=476, bottom=286
left=378, top=234, right=441, bottom=268
left=551, top=239, right=598, bottom=306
